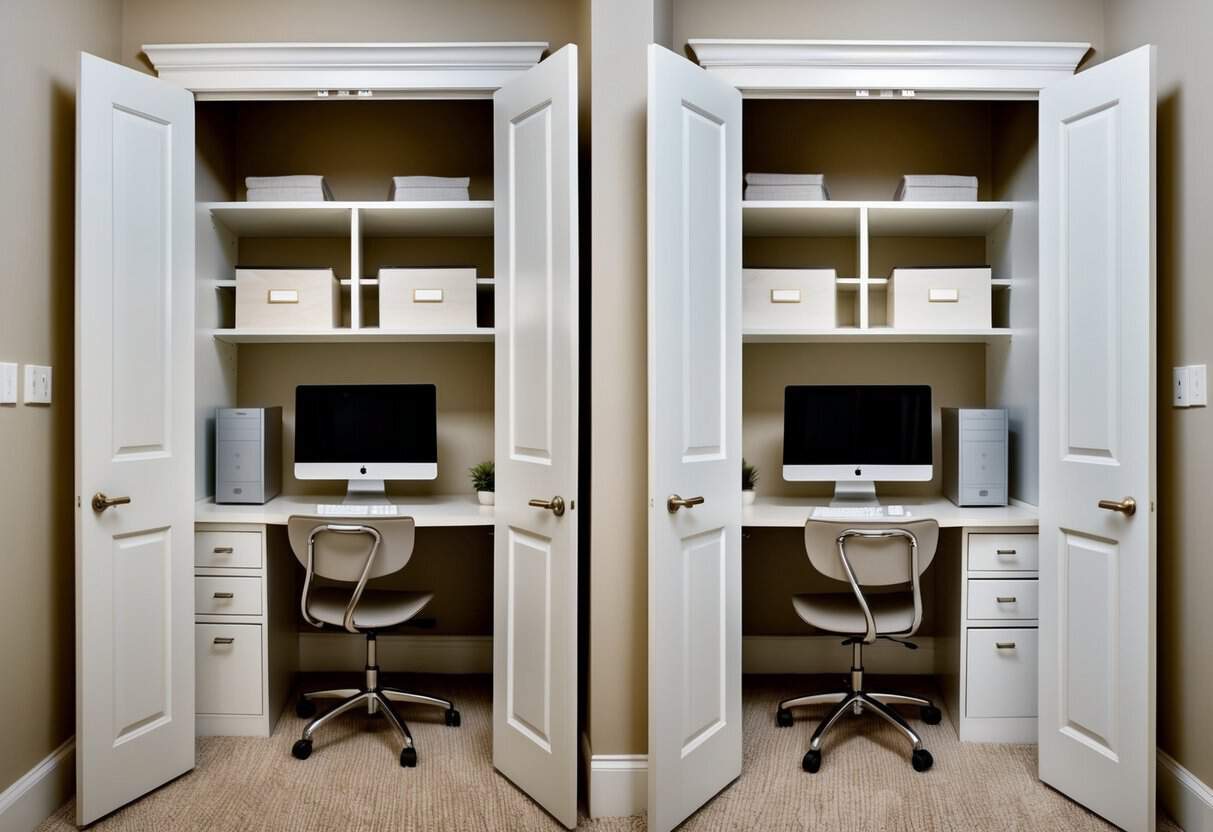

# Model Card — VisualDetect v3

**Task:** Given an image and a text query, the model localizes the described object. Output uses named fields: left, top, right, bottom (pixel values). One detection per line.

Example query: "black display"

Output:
left=294, top=384, right=437, bottom=463
left=783, top=385, right=932, bottom=466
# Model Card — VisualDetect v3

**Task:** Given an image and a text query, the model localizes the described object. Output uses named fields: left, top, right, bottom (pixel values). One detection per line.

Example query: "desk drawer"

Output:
left=966, top=627, right=1037, bottom=718
left=967, top=579, right=1038, bottom=621
left=195, top=576, right=262, bottom=616
left=195, top=530, right=262, bottom=569
left=968, top=533, right=1038, bottom=572
left=196, top=624, right=263, bottom=715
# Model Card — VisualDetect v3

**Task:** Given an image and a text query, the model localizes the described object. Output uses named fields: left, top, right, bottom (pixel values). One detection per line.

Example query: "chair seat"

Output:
left=792, top=591, right=914, bottom=636
left=308, top=587, right=433, bottom=630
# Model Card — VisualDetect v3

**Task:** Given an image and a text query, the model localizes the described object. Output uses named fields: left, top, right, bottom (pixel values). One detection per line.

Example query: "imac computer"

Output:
left=294, top=384, right=437, bottom=504
left=783, top=384, right=932, bottom=506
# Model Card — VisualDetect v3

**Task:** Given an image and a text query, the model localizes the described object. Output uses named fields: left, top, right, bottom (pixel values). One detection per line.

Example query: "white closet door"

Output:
left=492, top=44, right=579, bottom=830
left=1038, top=45, right=1156, bottom=832
left=647, top=44, right=743, bottom=832
left=75, top=53, right=196, bottom=825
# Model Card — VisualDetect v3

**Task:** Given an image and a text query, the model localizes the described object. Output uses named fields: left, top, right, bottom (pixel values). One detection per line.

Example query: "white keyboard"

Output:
left=315, top=504, right=399, bottom=516
left=811, top=505, right=908, bottom=520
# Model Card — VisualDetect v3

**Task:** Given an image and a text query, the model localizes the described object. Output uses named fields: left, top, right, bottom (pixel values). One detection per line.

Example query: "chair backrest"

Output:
left=804, top=518, right=939, bottom=586
left=287, top=515, right=417, bottom=583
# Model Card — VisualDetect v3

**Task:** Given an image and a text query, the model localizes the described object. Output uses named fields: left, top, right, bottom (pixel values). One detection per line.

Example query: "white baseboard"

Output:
left=743, top=635, right=936, bottom=675
left=1158, top=750, right=1213, bottom=832
left=582, top=733, right=646, bottom=818
left=298, top=632, right=491, bottom=674
left=0, top=738, right=74, bottom=832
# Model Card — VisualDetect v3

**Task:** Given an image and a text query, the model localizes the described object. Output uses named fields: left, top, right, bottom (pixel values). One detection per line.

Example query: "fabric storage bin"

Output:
left=743, top=268, right=836, bottom=329
left=744, top=172, right=830, bottom=201
left=235, top=268, right=340, bottom=330
left=886, top=267, right=991, bottom=330
left=379, top=268, right=478, bottom=329
left=895, top=174, right=978, bottom=202
left=245, top=175, right=333, bottom=202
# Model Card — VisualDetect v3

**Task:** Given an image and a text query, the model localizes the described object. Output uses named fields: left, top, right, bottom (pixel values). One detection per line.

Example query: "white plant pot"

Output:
left=478, top=490, right=495, bottom=506
left=742, top=489, right=756, bottom=505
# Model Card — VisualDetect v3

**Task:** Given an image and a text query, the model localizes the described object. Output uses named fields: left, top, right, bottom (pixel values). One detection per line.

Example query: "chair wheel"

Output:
left=776, top=708, right=793, bottom=727
left=921, top=705, right=942, bottom=725
left=445, top=708, right=461, bottom=727
left=296, top=698, right=317, bottom=718
left=911, top=748, right=933, bottom=772
left=291, top=739, right=312, bottom=760
left=802, top=749, right=822, bottom=773
left=400, top=747, right=418, bottom=768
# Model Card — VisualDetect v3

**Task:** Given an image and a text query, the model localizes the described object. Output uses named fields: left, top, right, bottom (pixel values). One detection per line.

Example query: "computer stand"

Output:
left=830, top=481, right=880, bottom=507
left=343, top=479, right=389, bottom=505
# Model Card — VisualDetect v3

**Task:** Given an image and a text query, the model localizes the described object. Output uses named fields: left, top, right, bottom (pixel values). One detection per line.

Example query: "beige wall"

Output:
left=1103, top=0, right=1213, bottom=788
left=0, top=0, right=123, bottom=793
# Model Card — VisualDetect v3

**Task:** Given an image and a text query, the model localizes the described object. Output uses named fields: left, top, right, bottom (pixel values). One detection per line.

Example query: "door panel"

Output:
left=492, top=44, right=579, bottom=830
left=647, top=45, right=743, bottom=832
left=1038, top=44, right=1156, bottom=832
left=76, top=52, right=195, bottom=825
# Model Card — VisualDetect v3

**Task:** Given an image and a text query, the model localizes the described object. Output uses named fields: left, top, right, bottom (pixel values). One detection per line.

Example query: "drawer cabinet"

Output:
left=196, top=624, right=263, bottom=715
left=967, top=579, right=1039, bottom=621
left=965, top=627, right=1038, bottom=718
left=195, top=576, right=263, bottom=616
left=195, top=530, right=262, bottom=569
left=967, top=533, right=1039, bottom=572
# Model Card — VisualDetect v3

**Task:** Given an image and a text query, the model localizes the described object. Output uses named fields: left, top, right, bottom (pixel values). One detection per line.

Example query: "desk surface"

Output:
left=743, top=496, right=1038, bottom=529
left=195, top=494, right=494, bottom=527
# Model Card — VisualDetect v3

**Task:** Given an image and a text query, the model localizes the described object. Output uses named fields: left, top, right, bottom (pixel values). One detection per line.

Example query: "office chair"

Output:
left=775, top=518, right=942, bottom=773
left=286, top=515, right=460, bottom=768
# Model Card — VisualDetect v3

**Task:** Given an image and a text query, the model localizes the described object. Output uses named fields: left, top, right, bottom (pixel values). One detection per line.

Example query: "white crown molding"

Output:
left=143, top=42, right=548, bottom=99
left=687, top=39, right=1090, bottom=98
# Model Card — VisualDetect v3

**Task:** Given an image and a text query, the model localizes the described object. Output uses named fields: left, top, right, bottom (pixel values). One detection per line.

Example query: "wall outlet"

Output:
left=1173, top=366, right=1190, bottom=407
left=1189, top=364, right=1208, bottom=407
left=23, top=364, right=51, bottom=405
left=0, top=363, right=16, bottom=405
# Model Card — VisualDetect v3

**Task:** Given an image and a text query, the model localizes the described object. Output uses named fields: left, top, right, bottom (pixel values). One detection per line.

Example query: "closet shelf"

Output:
left=742, top=327, right=1012, bottom=344
left=742, top=200, right=1016, bottom=237
left=212, top=328, right=494, bottom=344
left=206, top=201, right=494, bottom=238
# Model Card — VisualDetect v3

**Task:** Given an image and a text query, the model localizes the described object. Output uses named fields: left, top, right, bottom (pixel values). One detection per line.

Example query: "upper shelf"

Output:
left=212, top=328, right=494, bottom=344
left=742, top=201, right=1015, bottom=237
left=205, top=201, right=495, bottom=238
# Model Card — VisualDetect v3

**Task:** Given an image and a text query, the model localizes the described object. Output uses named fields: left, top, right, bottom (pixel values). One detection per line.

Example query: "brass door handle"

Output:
left=528, top=496, right=566, bottom=517
left=667, top=494, right=705, bottom=513
left=1097, top=497, right=1136, bottom=516
left=91, top=492, right=131, bottom=512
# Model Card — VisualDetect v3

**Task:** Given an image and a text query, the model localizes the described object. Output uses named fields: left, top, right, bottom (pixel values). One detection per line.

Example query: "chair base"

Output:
left=293, top=632, right=459, bottom=767
left=776, top=641, right=939, bottom=772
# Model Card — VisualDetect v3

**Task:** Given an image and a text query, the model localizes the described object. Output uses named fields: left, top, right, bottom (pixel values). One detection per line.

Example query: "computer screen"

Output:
left=294, top=384, right=437, bottom=482
left=783, top=385, right=932, bottom=483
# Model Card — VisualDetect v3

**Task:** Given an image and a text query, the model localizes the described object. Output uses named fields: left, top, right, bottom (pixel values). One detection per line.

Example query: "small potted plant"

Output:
left=742, top=458, right=758, bottom=505
left=470, top=461, right=495, bottom=506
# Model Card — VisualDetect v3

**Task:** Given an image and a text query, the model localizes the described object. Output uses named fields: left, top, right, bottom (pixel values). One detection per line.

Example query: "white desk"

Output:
left=195, top=494, right=494, bottom=527
left=742, top=495, right=1038, bottom=529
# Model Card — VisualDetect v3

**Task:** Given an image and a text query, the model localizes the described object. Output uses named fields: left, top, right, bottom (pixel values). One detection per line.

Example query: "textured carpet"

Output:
left=39, top=674, right=1180, bottom=831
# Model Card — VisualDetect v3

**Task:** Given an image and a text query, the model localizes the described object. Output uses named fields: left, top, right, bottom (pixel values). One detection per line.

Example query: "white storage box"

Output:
left=886, top=267, right=991, bottom=330
left=389, top=176, right=470, bottom=202
left=743, top=269, right=836, bottom=330
left=235, top=268, right=340, bottom=330
left=245, top=175, right=333, bottom=202
left=379, top=268, right=478, bottom=329
left=895, top=175, right=977, bottom=202
left=744, top=172, right=830, bottom=202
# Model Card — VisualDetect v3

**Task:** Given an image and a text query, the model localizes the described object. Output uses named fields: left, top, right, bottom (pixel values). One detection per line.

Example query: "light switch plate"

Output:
left=1173, top=366, right=1190, bottom=407
left=24, top=364, right=51, bottom=405
left=0, top=363, right=16, bottom=404
left=1189, top=364, right=1207, bottom=406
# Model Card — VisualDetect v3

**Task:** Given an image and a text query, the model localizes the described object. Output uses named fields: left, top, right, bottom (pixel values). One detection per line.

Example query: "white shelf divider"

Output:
left=206, top=201, right=494, bottom=238
left=743, top=200, right=1014, bottom=238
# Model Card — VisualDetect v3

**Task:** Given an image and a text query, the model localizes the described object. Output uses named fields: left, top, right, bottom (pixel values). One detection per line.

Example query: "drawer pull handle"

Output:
left=995, top=641, right=1016, bottom=650
left=213, top=637, right=235, bottom=645
left=213, top=546, right=234, bottom=554
left=213, top=592, right=235, bottom=599
left=995, top=596, right=1017, bottom=603
left=770, top=289, right=801, bottom=304
left=995, top=549, right=1017, bottom=556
